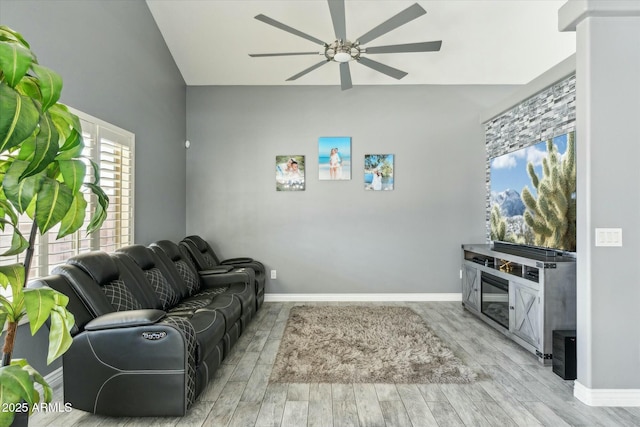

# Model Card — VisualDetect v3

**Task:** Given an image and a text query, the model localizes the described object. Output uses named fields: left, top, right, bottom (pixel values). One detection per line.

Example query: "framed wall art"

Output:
left=364, top=154, right=394, bottom=191
left=318, top=136, right=351, bottom=180
left=276, top=155, right=305, bottom=191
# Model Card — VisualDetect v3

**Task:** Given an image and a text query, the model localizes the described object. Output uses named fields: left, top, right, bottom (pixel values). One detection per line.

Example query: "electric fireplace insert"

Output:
left=481, top=272, right=509, bottom=329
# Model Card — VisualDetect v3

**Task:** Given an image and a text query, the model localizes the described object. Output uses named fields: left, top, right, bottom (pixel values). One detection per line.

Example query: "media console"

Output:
left=461, top=244, right=576, bottom=364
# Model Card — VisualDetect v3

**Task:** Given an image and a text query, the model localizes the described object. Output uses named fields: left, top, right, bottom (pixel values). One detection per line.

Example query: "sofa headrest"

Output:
left=184, top=235, right=207, bottom=252
left=151, top=240, right=181, bottom=261
left=117, top=245, right=155, bottom=270
left=67, top=251, right=118, bottom=285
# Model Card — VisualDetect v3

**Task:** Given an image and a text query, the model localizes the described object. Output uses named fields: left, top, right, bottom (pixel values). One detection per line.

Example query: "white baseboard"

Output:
left=264, top=293, right=462, bottom=302
left=574, top=381, right=640, bottom=406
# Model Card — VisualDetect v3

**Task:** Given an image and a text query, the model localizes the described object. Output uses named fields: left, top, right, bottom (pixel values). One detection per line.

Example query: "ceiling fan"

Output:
left=249, top=1, right=442, bottom=90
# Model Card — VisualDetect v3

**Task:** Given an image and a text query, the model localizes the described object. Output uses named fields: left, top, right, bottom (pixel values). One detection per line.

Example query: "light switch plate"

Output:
left=595, top=228, right=622, bottom=247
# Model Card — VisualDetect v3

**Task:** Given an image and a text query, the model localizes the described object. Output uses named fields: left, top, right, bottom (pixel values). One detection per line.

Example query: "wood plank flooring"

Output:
left=29, top=302, right=640, bottom=426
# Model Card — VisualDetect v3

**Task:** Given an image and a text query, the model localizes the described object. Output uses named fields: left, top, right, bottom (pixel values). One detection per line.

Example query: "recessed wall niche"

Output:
left=484, top=74, right=576, bottom=241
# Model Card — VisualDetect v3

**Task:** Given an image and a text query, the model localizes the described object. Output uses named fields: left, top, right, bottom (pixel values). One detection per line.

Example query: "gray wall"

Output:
left=186, top=85, right=517, bottom=294
left=1, top=0, right=186, bottom=375
left=1, top=0, right=187, bottom=244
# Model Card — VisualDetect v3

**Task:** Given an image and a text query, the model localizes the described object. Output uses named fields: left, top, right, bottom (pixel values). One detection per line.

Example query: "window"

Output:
left=0, top=109, right=134, bottom=294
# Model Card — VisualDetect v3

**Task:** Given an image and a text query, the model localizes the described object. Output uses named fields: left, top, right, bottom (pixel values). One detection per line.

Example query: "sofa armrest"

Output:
left=200, top=266, right=234, bottom=274
left=221, top=257, right=253, bottom=265
left=84, top=309, right=166, bottom=331
left=199, top=269, right=251, bottom=288
left=64, top=315, right=197, bottom=417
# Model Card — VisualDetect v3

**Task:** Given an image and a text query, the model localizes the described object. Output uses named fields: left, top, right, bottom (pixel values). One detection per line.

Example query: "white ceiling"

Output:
left=146, top=0, right=575, bottom=87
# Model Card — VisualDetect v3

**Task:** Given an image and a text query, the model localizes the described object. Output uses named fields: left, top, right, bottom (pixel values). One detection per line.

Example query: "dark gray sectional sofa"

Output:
left=28, top=237, right=262, bottom=417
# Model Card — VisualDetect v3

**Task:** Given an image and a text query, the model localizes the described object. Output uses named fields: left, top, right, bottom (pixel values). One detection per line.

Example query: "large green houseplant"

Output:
left=0, top=26, right=108, bottom=427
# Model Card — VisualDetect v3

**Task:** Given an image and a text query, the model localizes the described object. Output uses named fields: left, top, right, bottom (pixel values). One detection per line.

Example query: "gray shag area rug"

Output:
left=270, top=305, right=477, bottom=384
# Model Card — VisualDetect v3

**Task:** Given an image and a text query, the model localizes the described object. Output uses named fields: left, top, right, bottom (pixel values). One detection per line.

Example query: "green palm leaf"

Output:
left=35, top=178, right=73, bottom=234
left=58, top=159, right=86, bottom=194
left=0, top=364, right=34, bottom=406
left=22, top=287, right=58, bottom=335
left=47, top=306, right=74, bottom=364
left=15, top=359, right=52, bottom=403
left=57, top=193, right=87, bottom=238
left=57, top=129, right=82, bottom=157
left=2, top=160, right=44, bottom=213
left=0, top=26, right=30, bottom=47
left=0, top=199, right=18, bottom=225
left=20, top=112, right=59, bottom=179
left=15, top=75, right=40, bottom=100
left=0, top=81, right=39, bottom=152
left=48, top=103, right=82, bottom=134
left=0, top=263, right=24, bottom=290
left=23, top=289, right=73, bottom=362
left=0, top=221, right=28, bottom=256
left=30, top=63, right=62, bottom=112
left=85, top=182, right=109, bottom=234
left=0, top=40, right=33, bottom=87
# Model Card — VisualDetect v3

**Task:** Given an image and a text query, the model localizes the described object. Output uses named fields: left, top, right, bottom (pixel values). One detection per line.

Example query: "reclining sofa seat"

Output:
left=117, top=243, right=256, bottom=341
left=40, top=248, right=253, bottom=417
left=181, top=235, right=266, bottom=309
left=112, top=246, right=244, bottom=358
left=150, top=240, right=257, bottom=324
left=45, top=253, right=211, bottom=417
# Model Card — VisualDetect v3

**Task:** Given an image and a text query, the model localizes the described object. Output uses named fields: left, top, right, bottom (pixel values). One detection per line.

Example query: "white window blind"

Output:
left=0, top=109, right=134, bottom=296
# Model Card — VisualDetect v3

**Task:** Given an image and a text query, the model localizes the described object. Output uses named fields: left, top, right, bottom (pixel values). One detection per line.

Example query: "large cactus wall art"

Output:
left=489, top=131, right=576, bottom=252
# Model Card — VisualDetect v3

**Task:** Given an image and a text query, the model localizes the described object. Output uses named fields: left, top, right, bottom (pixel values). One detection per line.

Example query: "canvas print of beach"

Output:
left=364, top=154, right=394, bottom=191
left=276, top=155, right=305, bottom=191
left=318, top=137, right=351, bottom=180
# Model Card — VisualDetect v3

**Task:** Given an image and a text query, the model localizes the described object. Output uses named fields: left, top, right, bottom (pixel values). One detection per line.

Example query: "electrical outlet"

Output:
left=270, top=270, right=277, bottom=279
left=459, top=269, right=462, bottom=279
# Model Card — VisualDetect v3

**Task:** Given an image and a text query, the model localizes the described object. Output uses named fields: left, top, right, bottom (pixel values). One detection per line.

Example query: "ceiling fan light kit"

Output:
left=249, top=1, right=442, bottom=90
left=326, top=40, right=360, bottom=63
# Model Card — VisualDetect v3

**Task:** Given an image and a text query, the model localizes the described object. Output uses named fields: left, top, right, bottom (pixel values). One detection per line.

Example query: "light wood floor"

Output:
left=30, top=301, right=640, bottom=426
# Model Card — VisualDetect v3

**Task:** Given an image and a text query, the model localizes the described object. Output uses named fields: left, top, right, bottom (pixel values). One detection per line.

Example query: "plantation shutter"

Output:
left=97, top=126, right=134, bottom=253
left=0, top=109, right=134, bottom=299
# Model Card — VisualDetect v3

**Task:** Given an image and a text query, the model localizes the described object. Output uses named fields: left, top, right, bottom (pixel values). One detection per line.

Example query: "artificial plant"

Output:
left=0, top=25, right=109, bottom=427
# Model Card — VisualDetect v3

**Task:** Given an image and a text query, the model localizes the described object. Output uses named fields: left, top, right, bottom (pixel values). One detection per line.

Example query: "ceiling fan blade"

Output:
left=357, top=57, right=408, bottom=80
left=286, top=60, right=329, bottom=81
left=255, top=14, right=326, bottom=46
left=365, top=41, right=442, bottom=54
left=328, top=0, right=347, bottom=41
left=339, top=62, right=352, bottom=91
left=249, top=52, right=321, bottom=57
left=357, top=3, right=426, bottom=45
